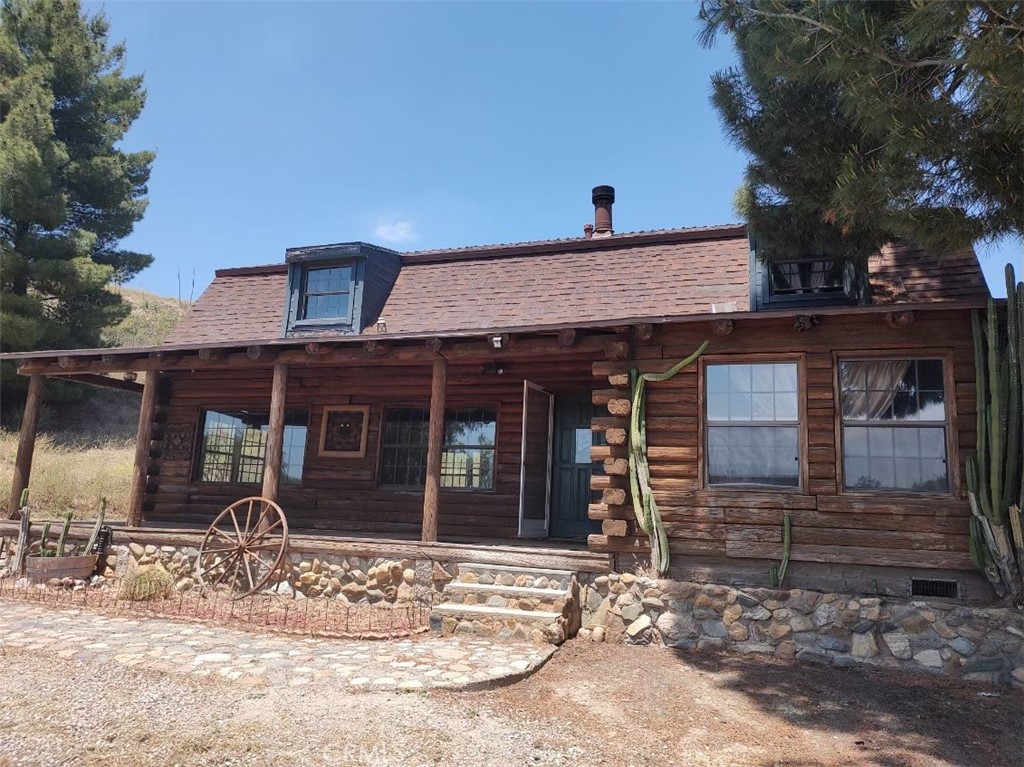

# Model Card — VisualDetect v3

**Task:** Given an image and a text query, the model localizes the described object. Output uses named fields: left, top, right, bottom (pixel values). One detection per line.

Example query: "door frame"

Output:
left=518, top=380, right=553, bottom=538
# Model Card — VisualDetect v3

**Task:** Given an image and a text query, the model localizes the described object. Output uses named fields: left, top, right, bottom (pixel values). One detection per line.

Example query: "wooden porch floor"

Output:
left=0, top=520, right=612, bottom=574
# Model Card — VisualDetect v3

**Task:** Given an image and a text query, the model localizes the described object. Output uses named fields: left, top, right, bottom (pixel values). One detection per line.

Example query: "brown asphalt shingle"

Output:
left=163, top=231, right=990, bottom=346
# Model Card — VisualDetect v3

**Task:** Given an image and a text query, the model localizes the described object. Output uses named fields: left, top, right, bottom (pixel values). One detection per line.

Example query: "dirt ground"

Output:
left=0, top=636, right=1020, bottom=767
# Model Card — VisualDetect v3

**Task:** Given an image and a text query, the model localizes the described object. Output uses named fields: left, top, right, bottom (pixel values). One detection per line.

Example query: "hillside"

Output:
left=102, top=287, right=192, bottom=348
left=1, top=287, right=191, bottom=517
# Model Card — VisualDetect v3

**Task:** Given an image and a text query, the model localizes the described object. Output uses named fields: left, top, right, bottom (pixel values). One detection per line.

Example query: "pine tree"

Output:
left=0, top=0, right=154, bottom=392
left=699, top=0, right=1024, bottom=258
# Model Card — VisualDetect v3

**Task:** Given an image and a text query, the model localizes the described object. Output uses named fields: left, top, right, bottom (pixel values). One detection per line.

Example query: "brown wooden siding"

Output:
left=589, top=308, right=977, bottom=574
left=143, top=354, right=599, bottom=539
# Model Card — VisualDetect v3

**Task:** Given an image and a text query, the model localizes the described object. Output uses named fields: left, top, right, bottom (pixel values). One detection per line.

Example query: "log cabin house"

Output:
left=2, top=186, right=996, bottom=601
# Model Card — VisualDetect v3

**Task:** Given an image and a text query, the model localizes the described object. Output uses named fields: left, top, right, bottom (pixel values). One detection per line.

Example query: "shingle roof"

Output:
left=379, top=234, right=750, bottom=334
left=870, top=244, right=991, bottom=304
left=162, top=228, right=990, bottom=347
left=164, top=270, right=287, bottom=345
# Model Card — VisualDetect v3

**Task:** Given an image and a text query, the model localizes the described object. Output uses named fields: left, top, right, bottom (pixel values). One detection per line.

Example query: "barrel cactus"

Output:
left=967, top=263, right=1024, bottom=602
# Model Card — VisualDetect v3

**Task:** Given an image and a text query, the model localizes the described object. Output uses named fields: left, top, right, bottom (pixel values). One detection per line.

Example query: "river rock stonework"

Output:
left=578, top=573, right=1024, bottom=687
left=108, top=544, right=455, bottom=605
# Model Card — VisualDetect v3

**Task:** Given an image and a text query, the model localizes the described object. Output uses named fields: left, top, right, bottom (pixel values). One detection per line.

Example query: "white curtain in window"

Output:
left=841, top=360, right=913, bottom=420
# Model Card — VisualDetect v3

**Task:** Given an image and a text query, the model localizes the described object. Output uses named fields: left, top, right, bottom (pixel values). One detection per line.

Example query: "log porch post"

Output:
left=127, top=370, right=161, bottom=527
left=7, top=374, right=44, bottom=518
left=421, top=355, right=448, bottom=542
left=261, top=363, right=289, bottom=502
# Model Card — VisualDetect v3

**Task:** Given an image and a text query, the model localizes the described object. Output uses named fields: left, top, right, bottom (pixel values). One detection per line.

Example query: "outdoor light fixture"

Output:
left=376, top=320, right=387, bottom=334
left=481, top=362, right=505, bottom=375
left=490, top=334, right=509, bottom=349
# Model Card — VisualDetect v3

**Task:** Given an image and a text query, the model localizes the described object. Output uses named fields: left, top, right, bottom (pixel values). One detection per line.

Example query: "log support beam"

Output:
left=126, top=371, right=162, bottom=526
left=261, top=363, right=289, bottom=503
left=8, top=374, right=44, bottom=519
left=421, top=355, right=448, bottom=542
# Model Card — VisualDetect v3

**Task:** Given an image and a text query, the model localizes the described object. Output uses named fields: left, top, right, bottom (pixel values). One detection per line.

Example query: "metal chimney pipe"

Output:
left=592, top=185, right=615, bottom=237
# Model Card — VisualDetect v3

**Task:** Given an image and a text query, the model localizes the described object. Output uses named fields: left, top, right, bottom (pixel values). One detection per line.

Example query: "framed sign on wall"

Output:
left=318, top=405, right=370, bottom=458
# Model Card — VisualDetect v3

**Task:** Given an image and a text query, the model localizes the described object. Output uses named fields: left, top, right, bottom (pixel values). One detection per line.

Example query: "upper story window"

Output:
left=752, top=252, right=866, bottom=310
left=769, top=258, right=846, bottom=297
left=705, top=361, right=801, bottom=488
left=301, top=265, right=353, bottom=321
left=839, top=358, right=949, bottom=493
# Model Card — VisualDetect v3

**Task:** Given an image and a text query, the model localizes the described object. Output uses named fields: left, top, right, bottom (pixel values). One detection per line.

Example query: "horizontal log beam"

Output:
left=16, top=332, right=622, bottom=376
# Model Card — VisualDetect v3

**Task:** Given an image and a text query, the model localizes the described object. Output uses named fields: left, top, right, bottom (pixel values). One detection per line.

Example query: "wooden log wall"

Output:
left=588, top=309, right=978, bottom=574
left=143, top=349, right=605, bottom=540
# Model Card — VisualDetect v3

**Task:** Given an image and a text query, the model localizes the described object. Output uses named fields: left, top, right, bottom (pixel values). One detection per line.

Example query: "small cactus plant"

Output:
left=117, top=565, right=173, bottom=601
left=769, top=513, right=792, bottom=587
left=55, top=512, right=72, bottom=557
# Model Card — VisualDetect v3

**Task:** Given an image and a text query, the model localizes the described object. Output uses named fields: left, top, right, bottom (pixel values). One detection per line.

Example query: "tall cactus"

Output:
left=628, top=340, right=709, bottom=576
left=967, top=264, right=1024, bottom=602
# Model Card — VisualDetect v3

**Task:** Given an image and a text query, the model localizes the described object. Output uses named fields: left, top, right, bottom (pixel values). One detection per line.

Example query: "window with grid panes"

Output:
left=197, top=410, right=308, bottom=484
left=839, top=358, right=949, bottom=492
left=379, top=407, right=496, bottom=490
left=705, top=362, right=800, bottom=487
left=301, top=265, right=353, bottom=321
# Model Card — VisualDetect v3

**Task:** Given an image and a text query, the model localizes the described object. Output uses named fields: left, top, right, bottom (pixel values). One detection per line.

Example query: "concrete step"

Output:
left=443, top=581, right=571, bottom=612
left=430, top=603, right=566, bottom=644
left=431, top=562, right=580, bottom=644
left=454, top=562, right=573, bottom=590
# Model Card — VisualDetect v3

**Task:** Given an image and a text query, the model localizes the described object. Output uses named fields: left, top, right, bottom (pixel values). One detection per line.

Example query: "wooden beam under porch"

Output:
left=0, top=520, right=613, bottom=574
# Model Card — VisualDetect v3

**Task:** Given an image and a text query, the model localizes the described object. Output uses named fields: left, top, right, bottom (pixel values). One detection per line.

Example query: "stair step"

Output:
left=456, top=563, right=573, bottom=578
left=431, top=603, right=562, bottom=623
left=454, top=562, right=573, bottom=589
left=445, top=582, right=569, bottom=598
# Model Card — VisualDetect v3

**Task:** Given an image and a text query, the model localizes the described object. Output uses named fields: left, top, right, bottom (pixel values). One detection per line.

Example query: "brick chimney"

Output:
left=592, top=185, right=615, bottom=238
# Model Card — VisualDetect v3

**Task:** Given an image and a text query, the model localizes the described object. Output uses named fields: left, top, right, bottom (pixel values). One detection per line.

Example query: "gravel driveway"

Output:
left=0, top=612, right=1019, bottom=766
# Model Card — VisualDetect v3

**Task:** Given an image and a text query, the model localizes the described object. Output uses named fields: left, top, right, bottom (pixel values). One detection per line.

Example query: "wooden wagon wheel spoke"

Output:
left=210, top=552, right=241, bottom=586
left=200, top=545, right=236, bottom=556
left=210, top=527, right=237, bottom=546
left=241, top=498, right=255, bottom=540
left=246, top=518, right=282, bottom=544
left=195, top=496, right=289, bottom=600
left=198, top=555, right=232, bottom=579
left=241, top=552, right=258, bottom=591
left=245, top=549, right=277, bottom=577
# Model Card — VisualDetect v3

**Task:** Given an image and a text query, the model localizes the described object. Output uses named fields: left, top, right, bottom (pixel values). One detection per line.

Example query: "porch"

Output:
left=0, top=518, right=612, bottom=574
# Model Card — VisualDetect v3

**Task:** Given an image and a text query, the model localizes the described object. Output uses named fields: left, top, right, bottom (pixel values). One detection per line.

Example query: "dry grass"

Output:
left=0, top=430, right=132, bottom=520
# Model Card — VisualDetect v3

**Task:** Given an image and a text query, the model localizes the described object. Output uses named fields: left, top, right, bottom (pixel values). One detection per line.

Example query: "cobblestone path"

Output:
left=0, top=600, right=554, bottom=690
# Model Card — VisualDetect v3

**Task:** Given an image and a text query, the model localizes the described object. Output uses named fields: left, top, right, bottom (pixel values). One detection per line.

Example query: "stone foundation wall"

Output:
left=579, top=573, right=1024, bottom=687
left=108, top=544, right=457, bottom=605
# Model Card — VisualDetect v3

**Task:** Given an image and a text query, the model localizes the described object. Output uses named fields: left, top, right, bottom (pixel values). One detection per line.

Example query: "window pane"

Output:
left=198, top=409, right=307, bottom=484
left=380, top=407, right=495, bottom=491
left=840, top=359, right=946, bottom=422
left=707, top=362, right=798, bottom=423
left=302, top=265, right=352, bottom=320
left=707, top=393, right=729, bottom=421
left=574, top=428, right=592, bottom=464
left=842, top=425, right=947, bottom=492
left=706, top=426, right=799, bottom=487
left=770, top=258, right=845, bottom=295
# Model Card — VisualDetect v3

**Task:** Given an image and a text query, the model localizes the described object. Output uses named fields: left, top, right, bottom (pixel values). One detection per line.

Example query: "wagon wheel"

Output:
left=195, top=496, right=289, bottom=599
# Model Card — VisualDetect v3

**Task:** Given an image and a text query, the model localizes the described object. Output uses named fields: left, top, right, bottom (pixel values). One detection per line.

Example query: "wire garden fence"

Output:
left=0, top=577, right=432, bottom=640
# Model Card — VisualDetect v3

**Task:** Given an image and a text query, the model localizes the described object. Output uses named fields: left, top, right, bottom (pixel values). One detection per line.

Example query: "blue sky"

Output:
left=91, top=2, right=1020, bottom=299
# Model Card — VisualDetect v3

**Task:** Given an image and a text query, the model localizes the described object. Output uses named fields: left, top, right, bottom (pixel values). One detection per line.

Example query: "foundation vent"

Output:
left=910, top=578, right=959, bottom=599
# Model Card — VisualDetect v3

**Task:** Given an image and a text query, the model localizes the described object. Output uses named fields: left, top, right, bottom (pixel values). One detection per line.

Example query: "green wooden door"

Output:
left=549, top=394, right=601, bottom=539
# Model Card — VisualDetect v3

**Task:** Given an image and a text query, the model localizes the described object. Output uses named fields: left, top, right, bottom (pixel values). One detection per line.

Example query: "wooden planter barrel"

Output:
left=25, top=554, right=99, bottom=582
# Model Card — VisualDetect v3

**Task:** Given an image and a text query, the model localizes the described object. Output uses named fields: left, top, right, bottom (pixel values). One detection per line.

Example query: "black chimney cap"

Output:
left=592, top=185, right=615, bottom=203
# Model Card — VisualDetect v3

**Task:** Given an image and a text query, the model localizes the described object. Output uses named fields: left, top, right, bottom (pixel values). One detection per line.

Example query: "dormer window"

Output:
left=302, top=265, right=353, bottom=321
left=283, top=242, right=402, bottom=337
left=769, top=258, right=845, bottom=298
left=752, top=251, right=868, bottom=310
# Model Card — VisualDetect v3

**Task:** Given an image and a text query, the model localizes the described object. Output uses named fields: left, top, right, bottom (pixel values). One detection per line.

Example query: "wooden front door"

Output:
left=549, top=394, right=601, bottom=540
